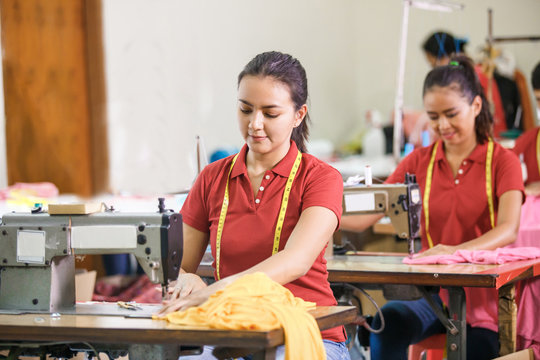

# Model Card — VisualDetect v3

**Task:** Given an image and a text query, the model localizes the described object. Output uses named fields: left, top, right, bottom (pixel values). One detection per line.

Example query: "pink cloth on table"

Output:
left=0, top=182, right=59, bottom=200
left=404, top=242, right=540, bottom=333
left=402, top=247, right=540, bottom=265
left=405, top=196, right=540, bottom=338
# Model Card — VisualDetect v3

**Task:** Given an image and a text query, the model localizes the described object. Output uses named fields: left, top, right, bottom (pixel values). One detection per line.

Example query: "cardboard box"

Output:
left=75, top=269, right=97, bottom=302
left=494, top=348, right=534, bottom=360
left=48, top=203, right=104, bottom=215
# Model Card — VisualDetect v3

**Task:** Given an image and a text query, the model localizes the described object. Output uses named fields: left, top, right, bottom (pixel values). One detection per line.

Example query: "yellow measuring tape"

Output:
left=424, top=139, right=494, bottom=248
left=485, top=139, right=495, bottom=228
left=215, top=150, right=302, bottom=280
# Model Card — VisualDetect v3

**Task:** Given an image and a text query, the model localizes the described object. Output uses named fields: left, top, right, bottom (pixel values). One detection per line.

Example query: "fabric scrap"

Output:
left=403, top=247, right=540, bottom=265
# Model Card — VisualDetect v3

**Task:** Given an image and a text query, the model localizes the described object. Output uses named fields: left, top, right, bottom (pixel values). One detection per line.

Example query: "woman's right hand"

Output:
left=167, top=273, right=207, bottom=301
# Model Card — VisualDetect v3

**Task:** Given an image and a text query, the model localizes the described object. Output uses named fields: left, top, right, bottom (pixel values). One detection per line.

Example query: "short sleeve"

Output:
left=512, top=128, right=536, bottom=157
left=494, top=146, right=525, bottom=200
left=180, top=168, right=212, bottom=233
left=301, top=163, right=344, bottom=229
left=385, top=151, right=420, bottom=184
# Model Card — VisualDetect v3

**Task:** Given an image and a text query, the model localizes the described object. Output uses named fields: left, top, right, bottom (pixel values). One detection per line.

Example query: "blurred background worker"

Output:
left=341, top=55, right=524, bottom=360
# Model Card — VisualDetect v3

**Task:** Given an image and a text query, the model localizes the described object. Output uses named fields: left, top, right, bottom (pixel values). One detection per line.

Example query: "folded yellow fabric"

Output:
left=155, top=272, right=325, bottom=360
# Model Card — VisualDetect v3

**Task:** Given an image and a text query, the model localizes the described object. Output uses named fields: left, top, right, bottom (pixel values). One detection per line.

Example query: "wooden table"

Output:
left=197, top=254, right=540, bottom=359
left=327, top=253, right=540, bottom=360
left=0, top=305, right=356, bottom=360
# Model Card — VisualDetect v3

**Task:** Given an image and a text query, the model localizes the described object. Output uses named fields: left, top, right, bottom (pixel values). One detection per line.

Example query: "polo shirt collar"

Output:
left=272, top=141, right=300, bottom=177
left=230, top=141, right=300, bottom=179
left=467, top=141, right=489, bottom=163
left=435, top=139, right=489, bottom=164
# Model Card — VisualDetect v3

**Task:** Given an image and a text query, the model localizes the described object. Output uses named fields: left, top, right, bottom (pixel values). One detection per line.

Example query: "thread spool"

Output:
left=365, top=165, right=373, bottom=186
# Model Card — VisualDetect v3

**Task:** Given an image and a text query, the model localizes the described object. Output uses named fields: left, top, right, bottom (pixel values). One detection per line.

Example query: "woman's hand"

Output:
left=157, top=278, right=231, bottom=317
left=157, top=286, right=212, bottom=316
left=415, top=244, right=457, bottom=258
left=167, top=273, right=207, bottom=301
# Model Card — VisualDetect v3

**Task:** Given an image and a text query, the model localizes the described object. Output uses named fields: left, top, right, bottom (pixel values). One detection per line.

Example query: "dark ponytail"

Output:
left=532, top=61, right=540, bottom=90
left=422, top=31, right=467, bottom=59
left=238, top=51, right=311, bottom=153
left=423, top=54, right=493, bottom=144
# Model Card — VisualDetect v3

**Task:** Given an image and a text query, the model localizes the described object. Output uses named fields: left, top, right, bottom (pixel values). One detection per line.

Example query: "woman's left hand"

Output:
left=155, top=278, right=232, bottom=317
left=415, top=244, right=457, bottom=258
left=156, top=287, right=211, bottom=317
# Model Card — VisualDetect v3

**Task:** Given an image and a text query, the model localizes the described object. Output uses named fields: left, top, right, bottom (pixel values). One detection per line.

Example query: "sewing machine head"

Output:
left=0, top=201, right=182, bottom=313
left=343, top=173, right=421, bottom=255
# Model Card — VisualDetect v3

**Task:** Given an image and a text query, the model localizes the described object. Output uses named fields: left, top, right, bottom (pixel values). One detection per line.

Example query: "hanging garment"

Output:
left=476, top=65, right=508, bottom=138
left=494, top=72, right=521, bottom=130
left=514, top=69, right=536, bottom=131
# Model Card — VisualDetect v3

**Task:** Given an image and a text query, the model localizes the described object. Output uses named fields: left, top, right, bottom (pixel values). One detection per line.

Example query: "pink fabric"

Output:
left=0, top=182, right=59, bottom=200
left=508, top=195, right=540, bottom=354
left=402, top=247, right=540, bottom=265
left=406, top=196, right=540, bottom=343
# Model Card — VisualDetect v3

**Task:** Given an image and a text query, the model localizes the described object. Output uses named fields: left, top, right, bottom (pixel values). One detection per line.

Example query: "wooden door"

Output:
left=1, top=0, right=108, bottom=196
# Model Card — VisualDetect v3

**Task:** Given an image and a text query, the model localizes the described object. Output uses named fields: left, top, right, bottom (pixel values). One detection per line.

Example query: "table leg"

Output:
left=128, top=344, right=181, bottom=360
left=446, top=287, right=466, bottom=360
left=252, top=347, right=277, bottom=360
left=498, top=283, right=517, bottom=356
left=214, top=346, right=278, bottom=360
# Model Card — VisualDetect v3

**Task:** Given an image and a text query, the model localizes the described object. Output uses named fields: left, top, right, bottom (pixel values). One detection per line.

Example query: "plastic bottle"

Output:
left=362, top=110, right=386, bottom=158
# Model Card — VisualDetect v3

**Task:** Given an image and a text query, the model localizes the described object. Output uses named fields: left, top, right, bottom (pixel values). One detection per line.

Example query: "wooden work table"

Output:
left=327, top=253, right=540, bottom=360
left=327, top=252, right=540, bottom=288
left=0, top=305, right=356, bottom=360
left=198, top=253, right=540, bottom=359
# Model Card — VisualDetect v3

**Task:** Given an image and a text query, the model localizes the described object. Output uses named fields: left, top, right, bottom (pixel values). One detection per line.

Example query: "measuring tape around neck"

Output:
left=424, top=139, right=495, bottom=248
left=215, top=150, right=302, bottom=280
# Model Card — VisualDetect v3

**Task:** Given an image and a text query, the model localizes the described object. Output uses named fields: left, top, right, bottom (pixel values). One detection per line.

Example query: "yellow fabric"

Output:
left=156, top=272, right=325, bottom=360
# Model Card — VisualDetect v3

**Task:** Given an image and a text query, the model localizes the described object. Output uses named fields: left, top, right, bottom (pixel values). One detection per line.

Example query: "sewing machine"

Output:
left=342, top=173, right=422, bottom=256
left=0, top=200, right=183, bottom=313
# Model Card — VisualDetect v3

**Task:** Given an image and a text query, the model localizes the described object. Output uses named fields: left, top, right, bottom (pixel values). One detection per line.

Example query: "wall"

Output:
left=2, top=0, right=539, bottom=193
left=103, top=0, right=364, bottom=194
left=102, top=0, right=540, bottom=194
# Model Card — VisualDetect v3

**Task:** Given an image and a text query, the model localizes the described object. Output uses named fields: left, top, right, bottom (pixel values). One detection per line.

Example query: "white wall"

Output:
left=102, top=0, right=540, bottom=194
left=2, top=0, right=538, bottom=194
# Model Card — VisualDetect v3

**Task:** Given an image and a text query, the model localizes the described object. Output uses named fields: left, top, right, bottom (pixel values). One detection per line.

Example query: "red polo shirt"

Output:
left=513, top=127, right=540, bottom=185
left=387, top=139, right=524, bottom=332
left=387, top=139, right=523, bottom=250
left=181, top=141, right=345, bottom=342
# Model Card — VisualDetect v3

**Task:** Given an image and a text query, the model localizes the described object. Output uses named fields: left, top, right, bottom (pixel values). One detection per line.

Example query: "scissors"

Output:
left=117, top=301, right=142, bottom=311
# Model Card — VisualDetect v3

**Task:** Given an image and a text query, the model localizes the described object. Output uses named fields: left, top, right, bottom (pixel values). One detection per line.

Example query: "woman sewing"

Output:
left=157, top=51, right=349, bottom=359
left=342, top=55, right=524, bottom=360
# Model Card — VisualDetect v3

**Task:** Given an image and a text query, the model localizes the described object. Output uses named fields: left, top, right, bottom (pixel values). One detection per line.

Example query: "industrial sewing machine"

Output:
left=342, top=173, right=422, bottom=256
left=0, top=199, right=183, bottom=313
left=335, top=173, right=423, bottom=348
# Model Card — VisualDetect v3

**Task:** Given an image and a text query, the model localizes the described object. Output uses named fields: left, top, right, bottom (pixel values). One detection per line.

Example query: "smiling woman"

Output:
left=157, top=51, right=350, bottom=360
left=342, top=55, right=525, bottom=360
